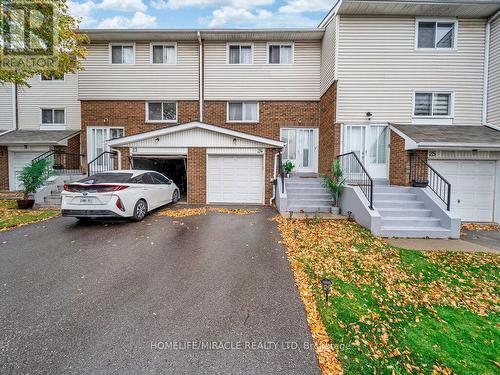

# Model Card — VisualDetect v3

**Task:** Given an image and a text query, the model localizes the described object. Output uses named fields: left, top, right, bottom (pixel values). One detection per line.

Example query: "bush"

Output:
left=283, top=160, right=295, bottom=174
left=321, top=159, right=346, bottom=207
left=18, top=159, right=51, bottom=200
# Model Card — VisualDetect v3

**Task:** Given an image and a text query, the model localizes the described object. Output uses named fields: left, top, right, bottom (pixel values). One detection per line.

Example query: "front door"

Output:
left=88, top=127, right=124, bottom=170
left=280, top=128, right=318, bottom=173
left=343, top=125, right=389, bottom=179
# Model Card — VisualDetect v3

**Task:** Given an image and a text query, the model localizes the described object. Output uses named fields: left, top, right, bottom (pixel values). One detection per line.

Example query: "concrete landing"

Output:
left=386, top=238, right=499, bottom=254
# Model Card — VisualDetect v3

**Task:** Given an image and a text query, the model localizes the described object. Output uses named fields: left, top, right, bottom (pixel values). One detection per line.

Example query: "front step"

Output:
left=378, top=226, right=452, bottom=239
left=288, top=198, right=332, bottom=206
left=378, top=208, right=432, bottom=217
left=284, top=176, right=333, bottom=213
left=375, top=200, right=424, bottom=209
left=373, top=192, right=417, bottom=201
left=287, top=205, right=332, bottom=213
left=381, top=217, right=441, bottom=228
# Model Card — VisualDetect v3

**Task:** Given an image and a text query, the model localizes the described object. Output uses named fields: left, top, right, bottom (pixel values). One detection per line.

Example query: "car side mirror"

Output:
left=167, top=180, right=172, bottom=185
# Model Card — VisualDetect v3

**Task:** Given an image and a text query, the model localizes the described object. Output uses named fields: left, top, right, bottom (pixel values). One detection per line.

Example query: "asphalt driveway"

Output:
left=0, top=207, right=320, bottom=374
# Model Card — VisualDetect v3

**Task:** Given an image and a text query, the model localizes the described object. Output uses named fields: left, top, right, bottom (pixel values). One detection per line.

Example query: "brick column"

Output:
left=0, top=147, right=9, bottom=190
left=187, top=147, right=206, bottom=204
left=117, top=147, right=131, bottom=170
left=319, top=81, right=339, bottom=174
left=389, top=131, right=428, bottom=186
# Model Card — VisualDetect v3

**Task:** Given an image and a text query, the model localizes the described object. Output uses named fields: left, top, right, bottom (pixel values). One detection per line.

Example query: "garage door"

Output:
left=207, top=155, right=264, bottom=204
left=11, top=152, right=43, bottom=191
left=430, top=160, right=496, bottom=222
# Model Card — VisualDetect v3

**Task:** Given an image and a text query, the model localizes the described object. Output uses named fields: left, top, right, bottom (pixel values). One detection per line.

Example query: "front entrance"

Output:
left=280, top=128, right=318, bottom=173
left=343, top=124, right=389, bottom=179
left=87, top=127, right=124, bottom=169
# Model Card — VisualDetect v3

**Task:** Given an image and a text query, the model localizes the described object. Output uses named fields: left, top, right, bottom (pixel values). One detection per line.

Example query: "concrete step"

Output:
left=287, top=192, right=332, bottom=199
left=373, top=186, right=412, bottom=194
left=288, top=205, right=332, bottom=213
left=374, top=193, right=417, bottom=201
left=380, top=217, right=441, bottom=228
left=378, top=226, right=452, bottom=239
left=288, top=198, right=332, bottom=207
left=375, top=200, right=424, bottom=209
left=377, top=208, right=432, bottom=217
left=286, top=187, right=328, bottom=194
left=286, top=182, right=324, bottom=188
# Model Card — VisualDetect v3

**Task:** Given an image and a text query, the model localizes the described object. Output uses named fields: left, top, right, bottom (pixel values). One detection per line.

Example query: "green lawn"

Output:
left=277, top=218, right=499, bottom=374
left=0, top=200, right=59, bottom=231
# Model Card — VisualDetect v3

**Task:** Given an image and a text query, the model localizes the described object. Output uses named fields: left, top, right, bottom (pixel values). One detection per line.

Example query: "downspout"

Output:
left=482, top=10, right=500, bottom=131
left=270, top=151, right=280, bottom=206
left=0, top=83, right=17, bottom=136
left=197, top=31, right=204, bottom=123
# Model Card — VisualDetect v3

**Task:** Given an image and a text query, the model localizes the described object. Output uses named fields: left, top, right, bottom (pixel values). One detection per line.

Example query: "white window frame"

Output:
left=150, top=42, right=177, bottom=65
left=415, top=18, right=458, bottom=51
left=145, top=101, right=178, bottom=123
left=109, top=43, right=135, bottom=65
left=412, top=91, right=455, bottom=119
left=266, top=42, right=294, bottom=64
left=226, top=102, right=259, bottom=123
left=226, top=43, right=254, bottom=65
left=87, top=126, right=125, bottom=163
left=39, top=73, right=65, bottom=82
left=40, top=107, right=66, bottom=130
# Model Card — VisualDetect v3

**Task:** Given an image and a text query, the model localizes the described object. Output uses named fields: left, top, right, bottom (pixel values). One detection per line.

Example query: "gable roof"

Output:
left=0, top=130, right=80, bottom=145
left=107, top=122, right=285, bottom=148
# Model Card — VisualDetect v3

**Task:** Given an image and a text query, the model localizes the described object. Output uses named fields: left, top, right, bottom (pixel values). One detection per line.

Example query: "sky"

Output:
left=68, top=0, right=336, bottom=29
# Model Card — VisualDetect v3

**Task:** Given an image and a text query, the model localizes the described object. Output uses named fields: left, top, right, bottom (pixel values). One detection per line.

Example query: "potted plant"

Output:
left=16, top=159, right=51, bottom=209
left=321, top=159, right=346, bottom=214
left=283, top=160, right=295, bottom=177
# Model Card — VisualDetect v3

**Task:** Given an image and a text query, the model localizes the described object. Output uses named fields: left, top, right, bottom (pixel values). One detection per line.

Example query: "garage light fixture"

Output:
left=321, top=278, right=332, bottom=303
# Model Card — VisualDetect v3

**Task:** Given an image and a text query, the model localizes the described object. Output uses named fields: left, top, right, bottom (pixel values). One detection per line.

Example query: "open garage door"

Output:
left=207, top=155, right=264, bottom=204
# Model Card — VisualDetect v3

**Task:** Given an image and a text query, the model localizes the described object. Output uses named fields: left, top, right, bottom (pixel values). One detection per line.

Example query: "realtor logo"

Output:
left=1, top=1, right=57, bottom=68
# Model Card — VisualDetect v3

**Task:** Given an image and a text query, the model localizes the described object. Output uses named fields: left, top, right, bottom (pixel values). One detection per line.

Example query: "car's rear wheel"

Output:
left=133, top=199, right=148, bottom=221
left=172, top=189, right=179, bottom=204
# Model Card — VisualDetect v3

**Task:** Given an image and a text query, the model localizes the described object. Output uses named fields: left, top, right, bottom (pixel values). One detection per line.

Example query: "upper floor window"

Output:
left=151, top=43, right=176, bottom=64
left=227, top=102, right=259, bottom=122
left=110, top=44, right=134, bottom=64
left=41, top=108, right=65, bottom=125
left=414, top=92, right=453, bottom=117
left=146, top=101, right=177, bottom=122
left=416, top=20, right=457, bottom=50
left=268, top=43, right=293, bottom=64
left=228, top=44, right=253, bottom=64
left=41, top=72, right=64, bottom=81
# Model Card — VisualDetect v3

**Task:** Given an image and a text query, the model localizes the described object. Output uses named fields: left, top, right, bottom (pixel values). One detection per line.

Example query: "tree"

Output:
left=0, top=0, right=88, bottom=86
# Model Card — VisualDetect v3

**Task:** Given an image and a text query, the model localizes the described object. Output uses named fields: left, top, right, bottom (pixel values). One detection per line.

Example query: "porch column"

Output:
left=187, top=147, right=206, bottom=204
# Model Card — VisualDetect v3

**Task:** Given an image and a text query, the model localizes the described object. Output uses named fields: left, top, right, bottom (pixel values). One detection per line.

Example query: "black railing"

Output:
left=32, top=150, right=84, bottom=182
left=409, top=152, right=451, bottom=211
left=277, top=152, right=285, bottom=193
left=88, top=151, right=118, bottom=176
left=337, top=152, right=374, bottom=210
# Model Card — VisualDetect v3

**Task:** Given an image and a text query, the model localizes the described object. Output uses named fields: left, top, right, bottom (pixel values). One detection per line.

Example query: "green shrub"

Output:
left=321, top=159, right=346, bottom=207
left=18, top=159, right=51, bottom=200
left=283, top=160, right=295, bottom=174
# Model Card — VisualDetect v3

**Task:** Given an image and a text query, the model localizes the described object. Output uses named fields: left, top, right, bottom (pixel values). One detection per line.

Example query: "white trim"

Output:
left=109, top=43, right=135, bottom=65
left=149, top=42, right=177, bottom=65
left=389, top=125, right=418, bottom=150
left=266, top=42, right=295, bottom=65
left=226, top=42, right=254, bottom=64
left=145, top=101, right=178, bottom=123
left=415, top=18, right=458, bottom=52
left=198, top=31, right=204, bottom=122
left=87, top=126, right=125, bottom=162
left=12, top=83, right=16, bottom=131
left=279, top=127, right=319, bottom=173
left=40, top=107, right=66, bottom=130
left=108, top=121, right=285, bottom=148
left=334, top=14, right=340, bottom=80
left=412, top=90, right=455, bottom=120
left=226, top=102, right=259, bottom=123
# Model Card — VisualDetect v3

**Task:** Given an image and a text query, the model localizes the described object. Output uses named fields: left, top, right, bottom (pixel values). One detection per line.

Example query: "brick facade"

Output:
left=319, top=82, right=340, bottom=174
left=187, top=147, right=206, bottom=204
left=54, top=133, right=82, bottom=170
left=389, top=131, right=428, bottom=186
left=0, top=146, right=8, bottom=190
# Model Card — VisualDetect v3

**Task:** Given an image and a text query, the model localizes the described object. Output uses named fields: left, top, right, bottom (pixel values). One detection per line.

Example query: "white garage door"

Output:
left=207, top=155, right=264, bottom=204
left=430, top=160, right=496, bottom=222
left=11, top=152, right=44, bottom=191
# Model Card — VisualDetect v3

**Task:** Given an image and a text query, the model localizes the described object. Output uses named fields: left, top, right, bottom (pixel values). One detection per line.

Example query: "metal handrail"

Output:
left=337, top=152, right=374, bottom=210
left=87, top=151, right=118, bottom=176
left=409, top=152, right=451, bottom=211
left=32, top=150, right=85, bottom=184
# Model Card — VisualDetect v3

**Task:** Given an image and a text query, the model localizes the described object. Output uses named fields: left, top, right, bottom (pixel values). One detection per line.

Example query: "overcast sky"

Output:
left=69, top=0, right=335, bottom=29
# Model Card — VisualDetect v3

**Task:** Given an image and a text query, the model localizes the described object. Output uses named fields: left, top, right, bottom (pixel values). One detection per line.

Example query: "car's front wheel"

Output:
left=172, top=189, right=179, bottom=204
left=133, top=199, right=148, bottom=221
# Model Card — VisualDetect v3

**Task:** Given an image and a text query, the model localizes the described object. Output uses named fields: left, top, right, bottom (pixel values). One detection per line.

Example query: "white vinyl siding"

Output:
left=336, top=17, right=486, bottom=125
left=320, top=16, right=337, bottom=95
left=79, top=42, right=199, bottom=100
left=488, top=17, right=500, bottom=127
left=17, top=73, right=80, bottom=130
left=0, top=84, right=14, bottom=131
left=204, top=41, right=320, bottom=101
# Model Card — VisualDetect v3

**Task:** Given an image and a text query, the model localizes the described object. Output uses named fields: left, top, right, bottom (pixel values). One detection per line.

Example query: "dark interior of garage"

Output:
left=132, top=157, right=187, bottom=199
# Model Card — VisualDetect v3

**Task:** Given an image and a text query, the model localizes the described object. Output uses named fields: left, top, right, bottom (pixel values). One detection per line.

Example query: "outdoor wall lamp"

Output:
left=366, top=112, right=372, bottom=120
left=321, top=278, right=332, bottom=302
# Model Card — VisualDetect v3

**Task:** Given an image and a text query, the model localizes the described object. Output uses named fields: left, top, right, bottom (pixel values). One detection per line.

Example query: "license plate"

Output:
left=79, top=197, right=94, bottom=204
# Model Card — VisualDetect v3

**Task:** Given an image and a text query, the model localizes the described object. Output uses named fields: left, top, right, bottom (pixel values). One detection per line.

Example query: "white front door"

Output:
left=343, top=125, right=389, bottom=179
left=280, top=128, right=318, bottom=173
left=88, top=127, right=124, bottom=170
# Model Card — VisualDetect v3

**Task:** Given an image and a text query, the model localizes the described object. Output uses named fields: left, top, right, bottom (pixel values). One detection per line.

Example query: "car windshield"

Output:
left=78, top=173, right=134, bottom=184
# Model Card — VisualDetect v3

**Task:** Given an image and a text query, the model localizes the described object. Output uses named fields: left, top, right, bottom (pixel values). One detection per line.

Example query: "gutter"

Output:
left=482, top=10, right=500, bottom=129
left=197, top=31, right=204, bottom=123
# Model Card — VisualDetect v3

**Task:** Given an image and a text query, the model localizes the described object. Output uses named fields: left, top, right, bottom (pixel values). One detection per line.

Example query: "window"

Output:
left=228, top=44, right=253, bottom=64
left=110, top=128, right=124, bottom=140
left=268, top=43, right=293, bottom=64
left=228, top=102, right=259, bottom=122
left=41, top=109, right=65, bottom=125
left=151, top=172, right=171, bottom=185
left=146, top=102, right=177, bottom=122
left=151, top=43, right=176, bottom=64
left=133, top=173, right=155, bottom=184
left=110, top=44, right=134, bottom=64
left=417, top=20, right=456, bottom=49
left=41, top=72, right=64, bottom=81
left=414, top=92, right=452, bottom=117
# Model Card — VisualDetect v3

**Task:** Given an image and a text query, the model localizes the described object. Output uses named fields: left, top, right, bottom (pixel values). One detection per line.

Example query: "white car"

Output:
left=61, top=170, right=180, bottom=221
